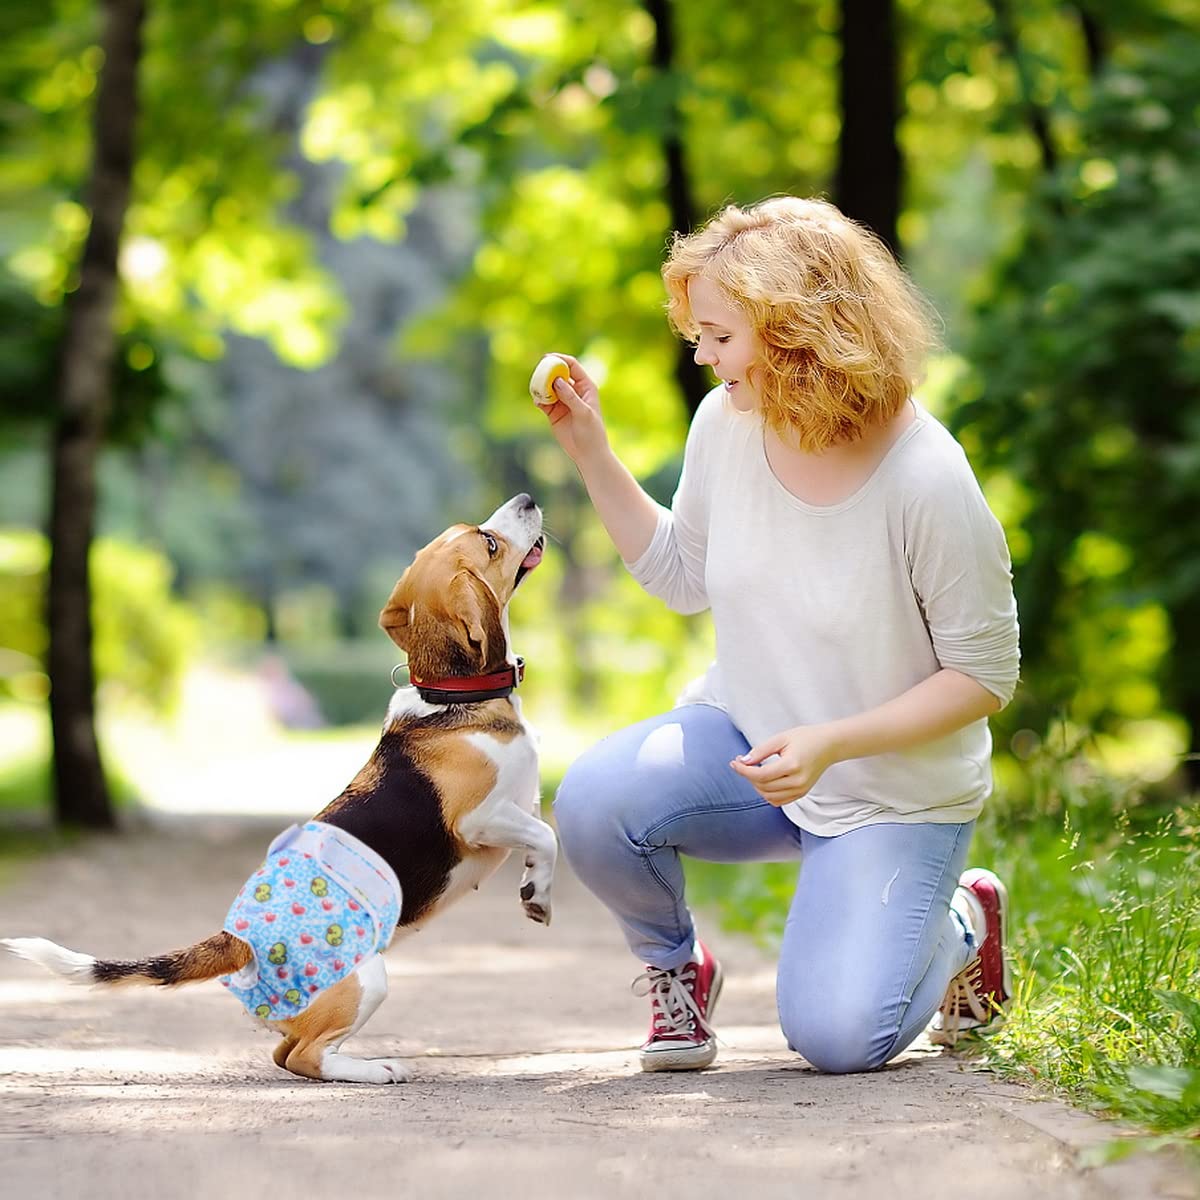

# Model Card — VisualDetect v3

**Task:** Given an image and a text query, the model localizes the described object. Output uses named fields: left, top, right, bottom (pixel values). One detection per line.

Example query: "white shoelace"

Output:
left=631, top=963, right=714, bottom=1040
left=935, top=958, right=992, bottom=1045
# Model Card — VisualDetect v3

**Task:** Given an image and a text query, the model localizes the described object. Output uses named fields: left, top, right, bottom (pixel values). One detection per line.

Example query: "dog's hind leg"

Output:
left=277, top=956, right=411, bottom=1084
left=272, top=1036, right=299, bottom=1070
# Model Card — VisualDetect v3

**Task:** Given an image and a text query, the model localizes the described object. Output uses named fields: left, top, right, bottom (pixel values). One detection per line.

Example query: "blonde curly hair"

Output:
left=662, top=197, right=938, bottom=451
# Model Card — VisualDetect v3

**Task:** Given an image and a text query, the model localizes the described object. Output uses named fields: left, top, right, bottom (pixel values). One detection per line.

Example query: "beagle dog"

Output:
left=3, top=493, right=555, bottom=1085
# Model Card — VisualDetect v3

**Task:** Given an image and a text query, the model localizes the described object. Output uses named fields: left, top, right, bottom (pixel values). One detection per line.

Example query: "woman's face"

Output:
left=686, top=276, right=763, bottom=413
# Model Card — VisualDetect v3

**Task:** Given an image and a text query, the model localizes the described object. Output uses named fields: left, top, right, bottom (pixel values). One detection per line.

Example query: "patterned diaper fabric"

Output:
left=221, top=821, right=402, bottom=1020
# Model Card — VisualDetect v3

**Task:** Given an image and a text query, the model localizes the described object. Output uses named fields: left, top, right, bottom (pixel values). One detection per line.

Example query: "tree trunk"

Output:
left=641, top=0, right=711, bottom=421
left=835, top=0, right=901, bottom=256
left=47, top=0, right=146, bottom=829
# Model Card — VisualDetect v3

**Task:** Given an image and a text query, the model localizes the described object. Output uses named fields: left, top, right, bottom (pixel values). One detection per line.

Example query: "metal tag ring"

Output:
left=390, top=662, right=410, bottom=688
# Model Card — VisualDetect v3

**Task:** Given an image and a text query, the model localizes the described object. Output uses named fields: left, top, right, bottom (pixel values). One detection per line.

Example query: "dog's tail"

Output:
left=1, top=932, right=252, bottom=988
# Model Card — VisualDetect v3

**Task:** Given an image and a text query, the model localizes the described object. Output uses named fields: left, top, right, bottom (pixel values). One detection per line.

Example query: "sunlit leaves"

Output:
left=3, top=0, right=350, bottom=370
left=7, top=0, right=1199, bottom=756
left=492, top=6, right=570, bottom=56
left=420, top=159, right=683, bottom=467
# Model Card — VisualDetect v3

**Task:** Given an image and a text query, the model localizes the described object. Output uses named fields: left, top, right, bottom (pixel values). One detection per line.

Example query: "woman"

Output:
left=536, top=196, right=1019, bottom=1073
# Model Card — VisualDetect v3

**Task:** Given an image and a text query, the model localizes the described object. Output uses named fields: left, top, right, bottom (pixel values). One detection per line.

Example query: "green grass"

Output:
left=684, top=739, right=1200, bottom=1155
left=978, top=813, right=1200, bottom=1158
left=0, top=747, right=140, bottom=816
left=969, top=734, right=1200, bottom=1154
left=0, top=749, right=140, bottom=889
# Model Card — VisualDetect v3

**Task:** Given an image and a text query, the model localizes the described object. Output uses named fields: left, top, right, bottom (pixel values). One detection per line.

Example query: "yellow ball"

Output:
left=529, top=354, right=571, bottom=406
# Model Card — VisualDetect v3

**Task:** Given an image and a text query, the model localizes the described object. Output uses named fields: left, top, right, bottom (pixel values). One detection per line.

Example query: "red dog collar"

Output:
left=405, top=657, right=525, bottom=705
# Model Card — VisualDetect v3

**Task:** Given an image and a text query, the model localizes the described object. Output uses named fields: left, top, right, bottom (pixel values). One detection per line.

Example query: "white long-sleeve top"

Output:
left=627, top=385, right=1020, bottom=836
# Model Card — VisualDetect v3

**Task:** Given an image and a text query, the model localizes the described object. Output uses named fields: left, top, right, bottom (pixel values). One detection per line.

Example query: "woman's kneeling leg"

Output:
left=777, top=820, right=976, bottom=1074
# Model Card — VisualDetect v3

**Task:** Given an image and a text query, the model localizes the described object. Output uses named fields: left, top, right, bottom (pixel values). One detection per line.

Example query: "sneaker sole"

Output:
left=639, top=961, right=724, bottom=1073
left=959, top=867, right=1013, bottom=1004
left=927, top=1012, right=1007, bottom=1047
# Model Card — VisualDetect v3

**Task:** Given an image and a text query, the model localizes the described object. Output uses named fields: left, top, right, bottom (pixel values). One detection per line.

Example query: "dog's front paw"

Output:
left=519, top=880, right=552, bottom=926
left=364, top=1057, right=413, bottom=1084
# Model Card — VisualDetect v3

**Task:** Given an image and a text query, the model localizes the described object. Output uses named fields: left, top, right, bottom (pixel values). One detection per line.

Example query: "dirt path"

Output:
left=1, top=815, right=1195, bottom=1199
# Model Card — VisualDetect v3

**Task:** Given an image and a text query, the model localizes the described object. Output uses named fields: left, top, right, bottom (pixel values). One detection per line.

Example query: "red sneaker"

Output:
left=632, top=941, right=723, bottom=1072
left=930, top=867, right=1012, bottom=1046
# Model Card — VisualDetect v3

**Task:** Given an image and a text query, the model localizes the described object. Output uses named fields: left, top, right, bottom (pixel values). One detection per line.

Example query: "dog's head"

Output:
left=379, top=493, right=544, bottom=680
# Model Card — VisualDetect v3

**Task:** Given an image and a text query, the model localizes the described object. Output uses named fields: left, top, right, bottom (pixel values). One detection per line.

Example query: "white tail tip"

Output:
left=1, top=937, right=96, bottom=981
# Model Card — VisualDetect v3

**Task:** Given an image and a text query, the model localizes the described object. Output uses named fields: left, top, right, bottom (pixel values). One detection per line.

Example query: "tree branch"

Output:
left=989, top=0, right=1059, bottom=176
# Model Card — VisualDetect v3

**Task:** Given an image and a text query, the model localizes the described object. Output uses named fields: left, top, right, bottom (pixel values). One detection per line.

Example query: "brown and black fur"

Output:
left=90, top=932, right=252, bottom=987
left=317, top=702, right=525, bottom=928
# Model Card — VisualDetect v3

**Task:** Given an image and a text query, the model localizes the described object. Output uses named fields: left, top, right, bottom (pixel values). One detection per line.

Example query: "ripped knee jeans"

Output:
left=553, top=704, right=977, bottom=1074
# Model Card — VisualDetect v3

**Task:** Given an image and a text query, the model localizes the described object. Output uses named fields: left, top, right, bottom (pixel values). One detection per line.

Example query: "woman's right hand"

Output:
left=534, top=353, right=609, bottom=465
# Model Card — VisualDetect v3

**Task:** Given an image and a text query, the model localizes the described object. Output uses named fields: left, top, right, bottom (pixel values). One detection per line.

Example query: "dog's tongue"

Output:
left=521, top=542, right=544, bottom=571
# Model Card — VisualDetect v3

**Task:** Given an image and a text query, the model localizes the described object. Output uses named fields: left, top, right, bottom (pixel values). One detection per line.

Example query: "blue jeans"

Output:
left=554, top=704, right=977, bottom=1074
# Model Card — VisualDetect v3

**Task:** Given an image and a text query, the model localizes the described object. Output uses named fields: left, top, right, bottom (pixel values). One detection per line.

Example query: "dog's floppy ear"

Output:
left=379, top=572, right=413, bottom=651
left=446, top=569, right=504, bottom=670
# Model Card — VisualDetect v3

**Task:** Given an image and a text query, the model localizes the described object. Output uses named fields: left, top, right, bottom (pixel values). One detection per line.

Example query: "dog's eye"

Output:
left=481, top=531, right=498, bottom=556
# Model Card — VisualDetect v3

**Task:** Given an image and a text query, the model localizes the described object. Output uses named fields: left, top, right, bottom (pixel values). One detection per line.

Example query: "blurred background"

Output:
left=4, top=0, right=1198, bottom=821
left=1, top=0, right=1199, bottom=1134
left=3, top=0, right=1198, bottom=825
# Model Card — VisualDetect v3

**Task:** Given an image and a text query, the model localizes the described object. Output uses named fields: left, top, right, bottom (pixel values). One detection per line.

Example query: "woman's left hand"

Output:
left=729, top=725, right=840, bottom=806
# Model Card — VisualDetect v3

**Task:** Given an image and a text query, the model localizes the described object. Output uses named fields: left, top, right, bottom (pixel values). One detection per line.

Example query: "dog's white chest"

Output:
left=457, top=729, right=540, bottom=839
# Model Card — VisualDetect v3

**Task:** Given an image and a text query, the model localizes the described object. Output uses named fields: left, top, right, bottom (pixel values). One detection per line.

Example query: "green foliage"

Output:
left=0, top=529, right=197, bottom=712
left=92, top=538, right=199, bottom=710
left=0, top=531, right=46, bottom=702
left=2, top=0, right=348, bottom=393
left=954, top=31, right=1200, bottom=747
left=10, top=0, right=1195, bottom=760
left=986, top=720, right=1182, bottom=839
left=685, top=856, right=799, bottom=949
left=0, top=264, right=172, bottom=445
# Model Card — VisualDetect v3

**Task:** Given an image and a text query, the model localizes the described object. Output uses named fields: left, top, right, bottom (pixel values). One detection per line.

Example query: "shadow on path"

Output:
left=1, top=815, right=1194, bottom=1199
